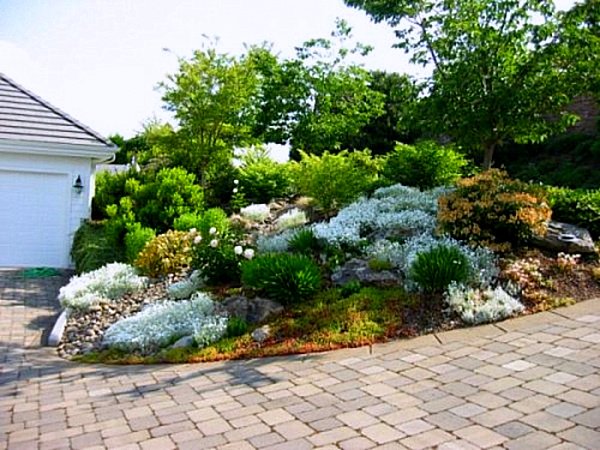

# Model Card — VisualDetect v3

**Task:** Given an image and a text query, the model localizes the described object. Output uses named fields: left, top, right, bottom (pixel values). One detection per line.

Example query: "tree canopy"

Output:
left=345, top=0, right=596, bottom=168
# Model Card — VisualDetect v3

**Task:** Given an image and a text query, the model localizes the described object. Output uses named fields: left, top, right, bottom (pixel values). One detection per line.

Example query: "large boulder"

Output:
left=219, top=295, right=284, bottom=324
left=533, top=221, right=596, bottom=254
left=331, top=258, right=401, bottom=287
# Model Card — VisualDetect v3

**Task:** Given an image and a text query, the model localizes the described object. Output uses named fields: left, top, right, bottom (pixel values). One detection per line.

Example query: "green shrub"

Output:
left=226, top=317, right=250, bottom=337
left=92, top=170, right=131, bottom=220
left=383, top=141, right=468, bottom=189
left=438, top=170, right=552, bottom=251
left=409, top=245, right=470, bottom=293
left=93, top=167, right=204, bottom=233
left=136, top=167, right=204, bottom=232
left=134, top=230, right=194, bottom=278
left=238, top=146, right=293, bottom=203
left=241, top=254, right=322, bottom=304
left=367, top=258, right=394, bottom=272
left=292, top=149, right=380, bottom=216
left=546, top=187, right=600, bottom=239
left=124, top=223, right=156, bottom=263
left=340, top=280, right=362, bottom=297
left=71, top=221, right=123, bottom=274
left=173, top=208, right=230, bottom=237
left=288, top=228, right=321, bottom=256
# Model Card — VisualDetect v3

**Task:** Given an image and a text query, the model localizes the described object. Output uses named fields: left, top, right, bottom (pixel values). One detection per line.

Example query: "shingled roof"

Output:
left=0, top=73, right=112, bottom=148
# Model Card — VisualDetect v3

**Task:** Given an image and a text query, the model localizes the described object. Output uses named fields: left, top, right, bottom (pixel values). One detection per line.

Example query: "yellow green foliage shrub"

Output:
left=134, top=230, right=194, bottom=277
left=438, top=170, right=551, bottom=251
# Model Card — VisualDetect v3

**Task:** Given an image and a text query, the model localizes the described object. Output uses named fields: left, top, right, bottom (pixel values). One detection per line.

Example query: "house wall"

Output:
left=0, top=150, right=94, bottom=267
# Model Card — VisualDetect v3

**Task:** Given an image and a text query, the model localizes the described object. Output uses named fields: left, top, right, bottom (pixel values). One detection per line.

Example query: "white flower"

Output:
left=233, top=179, right=239, bottom=185
left=193, top=235, right=202, bottom=244
left=210, top=239, right=218, bottom=248
left=189, top=228, right=197, bottom=234
left=209, top=227, right=217, bottom=235
left=243, top=248, right=255, bottom=259
left=233, top=188, right=238, bottom=194
left=234, top=245, right=243, bottom=255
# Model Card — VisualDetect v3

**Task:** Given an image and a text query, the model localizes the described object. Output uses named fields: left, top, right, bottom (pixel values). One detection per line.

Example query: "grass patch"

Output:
left=79, top=286, right=414, bottom=364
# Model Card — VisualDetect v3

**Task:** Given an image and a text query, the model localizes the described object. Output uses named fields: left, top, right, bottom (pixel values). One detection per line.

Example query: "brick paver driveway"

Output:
left=1, top=269, right=599, bottom=450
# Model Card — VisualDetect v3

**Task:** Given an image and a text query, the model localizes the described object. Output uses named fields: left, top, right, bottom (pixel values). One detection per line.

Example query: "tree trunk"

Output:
left=482, top=142, right=496, bottom=170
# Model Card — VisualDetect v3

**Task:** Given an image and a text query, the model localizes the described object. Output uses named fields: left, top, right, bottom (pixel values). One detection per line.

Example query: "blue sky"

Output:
left=0, top=0, right=576, bottom=140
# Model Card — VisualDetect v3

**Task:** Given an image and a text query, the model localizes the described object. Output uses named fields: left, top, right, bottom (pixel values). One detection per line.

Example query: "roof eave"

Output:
left=0, top=138, right=117, bottom=162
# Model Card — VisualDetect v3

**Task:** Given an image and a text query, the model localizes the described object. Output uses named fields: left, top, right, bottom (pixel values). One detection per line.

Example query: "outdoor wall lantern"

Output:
left=73, top=175, right=84, bottom=194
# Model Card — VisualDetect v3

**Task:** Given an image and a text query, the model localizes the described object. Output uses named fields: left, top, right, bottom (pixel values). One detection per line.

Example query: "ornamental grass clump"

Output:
left=58, top=263, right=147, bottom=310
left=409, top=245, right=470, bottom=293
left=438, top=170, right=551, bottom=251
left=445, top=282, right=524, bottom=325
left=398, top=234, right=499, bottom=289
left=288, top=228, right=322, bottom=256
left=241, top=254, right=322, bottom=304
left=102, top=293, right=227, bottom=353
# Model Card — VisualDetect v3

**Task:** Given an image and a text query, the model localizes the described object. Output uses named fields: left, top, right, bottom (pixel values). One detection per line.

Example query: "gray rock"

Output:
left=533, top=221, right=596, bottom=254
left=219, top=295, right=284, bottom=324
left=251, top=325, right=271, bottom=343
left=171, top=335, right=195, bottom=349
left=331, top=258, right=401, bottom=287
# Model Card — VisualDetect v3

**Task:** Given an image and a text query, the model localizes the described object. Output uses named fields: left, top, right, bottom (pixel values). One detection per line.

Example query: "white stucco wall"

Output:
left=0, top=150, right=95, bottom=267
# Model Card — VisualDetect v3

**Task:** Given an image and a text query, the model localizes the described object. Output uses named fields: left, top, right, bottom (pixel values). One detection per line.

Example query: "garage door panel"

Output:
left=0, top=169, right=70, bottom=267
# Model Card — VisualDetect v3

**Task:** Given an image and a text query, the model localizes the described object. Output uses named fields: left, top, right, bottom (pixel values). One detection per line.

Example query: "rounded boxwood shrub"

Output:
left=383, top=141, right=468, bottom=189
left=438, top=170, right=551, bottom=251
left=241, top=253, right=322, bottom=304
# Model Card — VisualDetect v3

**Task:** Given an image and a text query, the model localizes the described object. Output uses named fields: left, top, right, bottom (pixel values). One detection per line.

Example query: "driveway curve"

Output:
left=1, top=269, right=599, bottom=450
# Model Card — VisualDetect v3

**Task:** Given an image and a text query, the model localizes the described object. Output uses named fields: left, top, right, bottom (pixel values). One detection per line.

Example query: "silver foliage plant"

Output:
left=102, top=293, right=227, bottom=353
left=312, top=184, right=445, bottom=246
left=445, top=282, right=524, bottom=325
left=58, top=263, right=147, bottom=310
left=256, top=228, right=296, bottom=253
left=167, top=270, right=206, bottom=300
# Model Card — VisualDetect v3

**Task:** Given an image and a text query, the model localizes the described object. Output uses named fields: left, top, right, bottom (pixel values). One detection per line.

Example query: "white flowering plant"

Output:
left=445, top=282, right=524, bottom=325
left=190, top=228, right=254, bottom=285
left=102, top=293, right=228, bottom=353
left=240, top=204, right=270, bottom=222
left=58, top=263, right=147, bottom=310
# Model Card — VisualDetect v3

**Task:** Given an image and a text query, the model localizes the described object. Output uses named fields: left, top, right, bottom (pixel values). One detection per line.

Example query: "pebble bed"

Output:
left=57, top=280, right=169, bottom=359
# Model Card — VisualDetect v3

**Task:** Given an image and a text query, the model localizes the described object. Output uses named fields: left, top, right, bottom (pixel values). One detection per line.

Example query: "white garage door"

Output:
left=0, top=169, right=70, bottom=267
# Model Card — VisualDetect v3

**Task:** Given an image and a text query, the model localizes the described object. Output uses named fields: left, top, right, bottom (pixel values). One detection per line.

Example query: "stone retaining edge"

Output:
left=47, top=308, right=70, bottom=347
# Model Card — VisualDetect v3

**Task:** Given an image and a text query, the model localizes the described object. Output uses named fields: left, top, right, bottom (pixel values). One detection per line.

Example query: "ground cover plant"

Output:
left=66, top=166, right=600, bottom=364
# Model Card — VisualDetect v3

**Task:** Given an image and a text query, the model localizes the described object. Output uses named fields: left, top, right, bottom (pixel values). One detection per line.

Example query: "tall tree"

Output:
left=251, top=19, right=385, bottom=157
left=345, top=0, right=590, bottom=168
left=345, top=70, right=422, bottom=155
left=160, top=45, right=262, bottom=185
